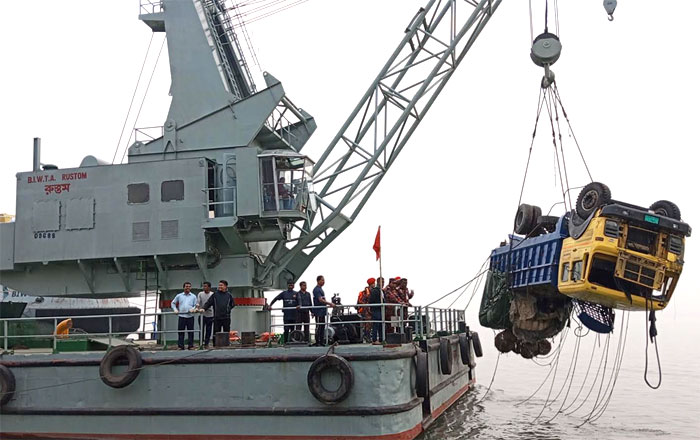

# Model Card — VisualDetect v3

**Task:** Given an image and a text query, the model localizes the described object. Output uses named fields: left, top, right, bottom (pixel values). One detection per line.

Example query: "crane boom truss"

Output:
left=260, top=0, right=503, bottom=284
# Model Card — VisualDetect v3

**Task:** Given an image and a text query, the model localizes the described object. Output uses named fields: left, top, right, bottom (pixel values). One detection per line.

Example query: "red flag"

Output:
left=373, top=226, right=381, bottom=261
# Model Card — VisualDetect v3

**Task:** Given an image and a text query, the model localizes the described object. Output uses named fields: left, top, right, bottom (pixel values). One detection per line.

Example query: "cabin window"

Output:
left=561, top=263, right=570, bottom=281
left=571, top=261, right=583, bottom=282
left=161, top=180, right=184, bottom=202
left=260, top=155, right=314, bottom=213
left=127, top=183, right=149, bottom=204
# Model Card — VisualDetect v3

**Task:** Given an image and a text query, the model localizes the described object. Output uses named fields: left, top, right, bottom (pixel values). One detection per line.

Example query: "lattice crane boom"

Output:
left=259, top=0, right=503, bottom=285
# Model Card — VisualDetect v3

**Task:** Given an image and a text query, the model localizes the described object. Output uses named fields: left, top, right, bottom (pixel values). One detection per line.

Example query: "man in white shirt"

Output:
left=197, top=281, right=214, bottom=348
left=172, top=282, right=198, bottom=350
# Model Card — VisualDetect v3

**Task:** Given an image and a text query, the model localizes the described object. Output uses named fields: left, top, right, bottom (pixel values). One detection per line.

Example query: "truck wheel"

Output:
left=515, top=204, right=541, bottom=235
left=576, top=182, right=611, bottom=219
left=650, top=200, right=681, bottom=220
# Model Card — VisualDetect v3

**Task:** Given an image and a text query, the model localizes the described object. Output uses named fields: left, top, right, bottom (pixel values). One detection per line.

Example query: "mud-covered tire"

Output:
left=0, top=365, right=15, bottom=406
left=650, top=200, right=681, bottom=220
left=99, top=346, right=142, bottom=389
left=515, top=204, right=536, bottom=235
left=537, top=339, right=552, bottom=356
left=415, top=350, right=429, bottom=398
left=307, top=354, right=354, bottom=404
left=439, top=338, right=453, bottom=375
left=576, top=182, right=611, bottom=219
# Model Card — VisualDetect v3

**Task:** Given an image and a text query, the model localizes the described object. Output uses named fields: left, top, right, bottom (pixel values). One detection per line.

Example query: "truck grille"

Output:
left=623, top=262, right=657, bottom=287
left=625, top=226, right=657, bottom=255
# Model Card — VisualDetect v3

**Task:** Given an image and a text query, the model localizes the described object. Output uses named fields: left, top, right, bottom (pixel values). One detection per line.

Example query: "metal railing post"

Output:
left=3, top=320, right=7, bottom=351
left=381, top=303, right=386, bottom=342
left=108, top=316, right=113, bottom=349
left=53, top=318, right=57, bottom=352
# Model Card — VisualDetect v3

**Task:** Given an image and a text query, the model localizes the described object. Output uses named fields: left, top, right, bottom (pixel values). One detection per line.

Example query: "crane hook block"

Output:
left=604, top=0, right=617, bottom=21
left=530, top=32, right=562, bottom=68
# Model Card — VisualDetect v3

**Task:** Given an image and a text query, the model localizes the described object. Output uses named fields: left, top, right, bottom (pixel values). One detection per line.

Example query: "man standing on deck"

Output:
left=297, top=281, right=313, bottom=342
left=270, top=281, right=300, bottom=343
left=197, top=281, right=214, bottom=348
left=312, top=275, right=334, bottom=346
left=172, top=282, right=197, bottom=350
left=369, top=277, right=385, bottom=344
left=202, top=280, right=235, bottom=338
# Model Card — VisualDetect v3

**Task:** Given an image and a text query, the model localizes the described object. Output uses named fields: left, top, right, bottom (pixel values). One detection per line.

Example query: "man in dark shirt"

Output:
left=270, top=281, right=300, bottom=343
left=202, top=280, right=236, bottom=338
left=312, top=275, right=334, bottom=345
left=297, top=281, right=313, bottom=342
left=369, top=277, right=385, bottom=343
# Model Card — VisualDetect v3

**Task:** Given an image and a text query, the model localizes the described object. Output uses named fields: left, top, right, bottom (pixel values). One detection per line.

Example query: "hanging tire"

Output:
left=650, top=200, right=681, bottom=220
left=0, top=365, right=16, bottom=406
left=289, top=330, right=306, bottom=343
left=515, top=204, right=541, bottom=235
left=415, top=350, right=429, bottom=399
left=99, top=346, right=143, bottom=389
left=458, top=334, right=473, bottom=366
left=471, top=331, right=483, bottom=358
left=576, top=182, right=611, bottom=219
left=537, top=339, right=552, bottom=356
left=439, top=338, right=452, bottom=375
left=307, top=354, right=354, bottom=404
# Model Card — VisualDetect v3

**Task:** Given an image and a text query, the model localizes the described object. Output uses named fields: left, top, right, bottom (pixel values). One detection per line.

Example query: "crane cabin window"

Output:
left=260, top=154, right=315, bottom=213
left=127, top=183, right=150, bottom=204
left=161, top=180, right=184, bottom=202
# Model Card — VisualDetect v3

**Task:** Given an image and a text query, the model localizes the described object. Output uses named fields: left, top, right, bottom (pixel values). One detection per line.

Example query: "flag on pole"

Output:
left=373, top=226, right=381, bottom=261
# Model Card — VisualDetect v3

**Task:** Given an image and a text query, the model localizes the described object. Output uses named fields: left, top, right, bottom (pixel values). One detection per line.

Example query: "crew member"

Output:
left=197, top=281, right=214, bottom=348
left=312, top=275, right=334, bottom=345
left=202, top=280, right=235, bottom=338
left=357, top=278, right=374, bottom=342
left=270, top=281, right=300, bottom=343
left=297, top=281, right=313, bottom=342
left=172, top=282, right=197, bottom=350
left=383, top=278, right=402, bottom=334
left=369, top=277, right=385, bottom=343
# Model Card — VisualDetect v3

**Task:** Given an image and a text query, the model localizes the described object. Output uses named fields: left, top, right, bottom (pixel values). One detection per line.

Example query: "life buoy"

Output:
left=415, top=350, right=428, bottom=398
left=307, top=354, right=354, bottom=404
left=0, top=365, right=16, bottom=406
left=471, top=331, right=483, bottom=358
left=439, top=338, right=452, bottom=375
left=99, top=346, right=143, bottom=389
left=459, top=334, right=473, bottom=367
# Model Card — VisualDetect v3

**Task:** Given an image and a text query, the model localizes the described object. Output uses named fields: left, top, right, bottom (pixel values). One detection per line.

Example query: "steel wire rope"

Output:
left=447, top=258, right=490, bottom=310
left=232, top=0, right=310, bottom=27
left=551, top=86, right=573, bottom=210
left=6, top=347, right=214, bottom=397
left=542, top=328, right=581, bottom=412
left=475, top=342, right=501, bottom=404
left=528, top=0, right=534, bottom=43
left=559, top=334, right=598, bottom=413
left=425, top=259, right=490, bottom=308
left=530, top=327, right=569, bottom=423
left=545, top=323, right=585, bottom=422
left=514, top=327, right=570, bottom=407
left=230, top=2, right=262, bottom=69
left=578, top=311, right=629, bottom=426
left=111, top=33, right=155, bottom=165
left=564, top=333, right=610, bottom=416
left=543, top=85, right=571, bottom=212
left=643, top=297, right=662, bottom=389
left=552, top=83, right=593, bottom=182
left=119, top=37, right=167, bottom=164
left=588, top=310, right=630, bottom=423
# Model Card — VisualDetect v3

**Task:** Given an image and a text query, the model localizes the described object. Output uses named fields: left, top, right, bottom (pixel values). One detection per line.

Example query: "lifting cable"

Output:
left=111, top=33, right=155, bottom=165
left=119, top=37, right=167, bottom=164
left=425, top=256, right=490, bottom=308
left=476, top=343, right=501, bottom=404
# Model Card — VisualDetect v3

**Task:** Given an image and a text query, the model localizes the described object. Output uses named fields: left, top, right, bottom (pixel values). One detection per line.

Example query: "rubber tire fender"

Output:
left=0, top=365, right=16, bottom=406
left=458, top=333, right=473, bottom=367
left=288, top=329, right=306, bottom=343
left=471, top=331, right=484, bottom=358
left=415, top=350, right=429, bottom=399
left=576, top=182, right=611, bottom=219
left=307, top=354, right=354, bottom=404
left=99, top=345, right=143, bottom=389
left=439, top=338, right=453, bottom=375
left=650, top=200, right=681, bottom=220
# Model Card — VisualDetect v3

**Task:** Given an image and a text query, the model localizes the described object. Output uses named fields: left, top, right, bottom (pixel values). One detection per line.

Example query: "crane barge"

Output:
left=0, top=0, right=499, bottom=438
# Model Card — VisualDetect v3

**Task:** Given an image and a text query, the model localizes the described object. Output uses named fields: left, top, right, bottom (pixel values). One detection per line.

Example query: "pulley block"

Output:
left=530, top=32, right=562, bottom=68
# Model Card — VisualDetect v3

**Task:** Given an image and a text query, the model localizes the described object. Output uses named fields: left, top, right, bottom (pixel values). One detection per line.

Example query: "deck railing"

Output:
left=0, top=304, right=466, bottom=352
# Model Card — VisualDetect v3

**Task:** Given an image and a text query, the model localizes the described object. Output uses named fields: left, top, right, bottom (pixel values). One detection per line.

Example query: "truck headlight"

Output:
left=604, top=220, right=619, bottom=238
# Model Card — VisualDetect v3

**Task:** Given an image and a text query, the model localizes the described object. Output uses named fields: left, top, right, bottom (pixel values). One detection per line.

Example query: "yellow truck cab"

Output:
left=558, top=185, right=691, bottom=311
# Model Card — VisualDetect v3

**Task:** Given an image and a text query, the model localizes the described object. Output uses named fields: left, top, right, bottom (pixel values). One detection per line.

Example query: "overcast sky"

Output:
left=1, top=1, right=699, bottom=398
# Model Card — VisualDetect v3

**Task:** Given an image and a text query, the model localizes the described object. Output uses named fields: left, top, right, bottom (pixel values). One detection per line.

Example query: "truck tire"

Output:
left=515, top=204, right=541, bottom=235
left=650, top=200, right=681, bottom=220
left=415, top=350, right=429, bottom=398
left=537, top=215, right=559, bottom=233
left=0, top=365, right=15, bottom=406
left=307, top=354, right=354, bottom=404
left=576, top=182, right=611, bottom=219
